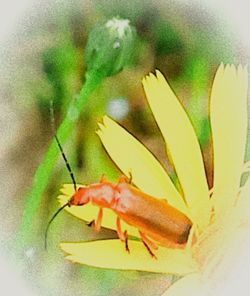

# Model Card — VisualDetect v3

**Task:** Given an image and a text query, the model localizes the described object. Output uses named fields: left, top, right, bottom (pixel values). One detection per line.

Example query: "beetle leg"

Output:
left=116, top=217, right=125, bottom=240
left=117, top=175, right=127, bottom=184
left=142, top=240, right=157, bottom=259
left=86, top=220, right=94, bottom=227
left=94, top=208, right=103, bottom=231
left=128, top=171, right=133, bottom=184
left=209, top=187, right=213, bottom=197
left=87, top=208, right=103, bottom=232
left=99, top=174, right=107, bottom=183
left=116, top=217, right=130, bottom=253
left=139, top=231, right=158, bottom=250
left=118, top=172, right=133, bottom=184
left=124, top=230, right=129, bottom=253
left=139, top=231, right=157, bottom=259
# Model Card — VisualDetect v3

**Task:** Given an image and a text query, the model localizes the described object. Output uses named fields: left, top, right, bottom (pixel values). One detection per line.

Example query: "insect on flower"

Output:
left=57, top=65, right=248, bottom=281
left=68, top=175, right=193, bottom=258
left=45, top=130, right=193, bottom=258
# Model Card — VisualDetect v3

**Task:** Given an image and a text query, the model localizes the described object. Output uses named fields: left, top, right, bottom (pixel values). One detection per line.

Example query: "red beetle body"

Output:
left=69, top=176, right=192, bottom=256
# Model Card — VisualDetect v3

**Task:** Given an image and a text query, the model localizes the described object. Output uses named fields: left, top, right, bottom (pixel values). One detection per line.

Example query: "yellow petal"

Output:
left=142, top=71, right=210, bottom=230
left=60, top=239, right=197, bottom=275
left=60, top=184, right=82, bottom=195
left=233, top=173, right=250, bottom=225
left=161, top=273, right=203, bottom=296
left=210, top=64, right=248, bottom=215
left=97, top=115, right=188, bottom=216
left=58, top=186, right=139, bottom=237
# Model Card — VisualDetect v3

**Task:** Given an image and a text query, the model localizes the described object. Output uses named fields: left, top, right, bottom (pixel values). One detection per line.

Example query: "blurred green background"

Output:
left=1, top=1, right=248, bottom=295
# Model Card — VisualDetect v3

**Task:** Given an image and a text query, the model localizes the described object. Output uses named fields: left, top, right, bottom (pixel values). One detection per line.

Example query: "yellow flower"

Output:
left=59, top=65, right=249, bottom=290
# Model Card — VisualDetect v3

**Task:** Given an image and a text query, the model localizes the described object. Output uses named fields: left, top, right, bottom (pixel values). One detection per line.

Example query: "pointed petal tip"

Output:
left=97, top=116, right=115, bottom=135
left=142, top=71, right=163, bottom=87
left=59, top=184, right=71, bottom=195
left=103, top=114, right=112, bottom=123
left=219, top=63, right=248, bottom=76
left=155, top=69, right=164, bottom=78
left=65, top=255, right=79, bottom=264
left=237, top=64, right=248, bottom=78
left=238, top=64, right=243, bottom=72
left=218, top=62, right=246, bottom=75
left=148, top=72, right=157, bottom=81
left=60, top=242, right=69, bottom=252
left=95, top=129, right=102, bottom=138
left=96, top=122, right=105, bottom=135
left=216, top=63, right=225, bottom=75
left=102, top=115, right=119, bottom=130
left=217, top=62, right=224, bottom=70
left=97, top=121, right=104, bottom=129
left=57, top=193, right=64, bottom=200
left=225, top=63, right=231, bottom=71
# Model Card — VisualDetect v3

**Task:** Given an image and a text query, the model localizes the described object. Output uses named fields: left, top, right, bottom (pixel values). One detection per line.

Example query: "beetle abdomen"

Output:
left=114, top=183, right=192, bottom=246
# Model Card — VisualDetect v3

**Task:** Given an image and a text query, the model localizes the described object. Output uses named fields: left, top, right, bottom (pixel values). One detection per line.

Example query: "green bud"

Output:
left=85, top=17, right=137, bottom=78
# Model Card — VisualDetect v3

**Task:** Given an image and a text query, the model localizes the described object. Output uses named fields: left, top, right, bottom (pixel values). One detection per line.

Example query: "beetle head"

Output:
left=69, top=187, right=90, bottom=206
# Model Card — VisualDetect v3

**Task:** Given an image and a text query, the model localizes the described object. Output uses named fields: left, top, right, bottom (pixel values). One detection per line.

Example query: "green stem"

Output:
left=16, top=71, right=103, bottom=251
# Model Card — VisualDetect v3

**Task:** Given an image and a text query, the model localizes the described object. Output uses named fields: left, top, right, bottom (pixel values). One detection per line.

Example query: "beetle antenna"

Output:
left=45, top=202, right=70, bottom=250
left=49, top=100, right=77, bottom=191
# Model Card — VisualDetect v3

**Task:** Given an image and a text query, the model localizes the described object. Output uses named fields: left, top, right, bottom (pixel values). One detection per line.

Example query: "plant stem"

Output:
left=16, top=71, right=103, bottom=251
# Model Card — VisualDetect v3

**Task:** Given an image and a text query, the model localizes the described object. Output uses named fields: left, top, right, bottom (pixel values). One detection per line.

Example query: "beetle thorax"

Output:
left=90, top=183, right=116, bottom=208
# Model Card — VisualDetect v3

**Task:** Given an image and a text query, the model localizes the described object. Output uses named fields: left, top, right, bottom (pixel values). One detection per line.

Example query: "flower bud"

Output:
left=85, top=17, right=137, bottom=78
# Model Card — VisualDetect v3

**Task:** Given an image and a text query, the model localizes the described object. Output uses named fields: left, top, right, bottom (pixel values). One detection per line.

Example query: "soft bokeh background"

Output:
left=0, top=1, right=249, bottom=295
